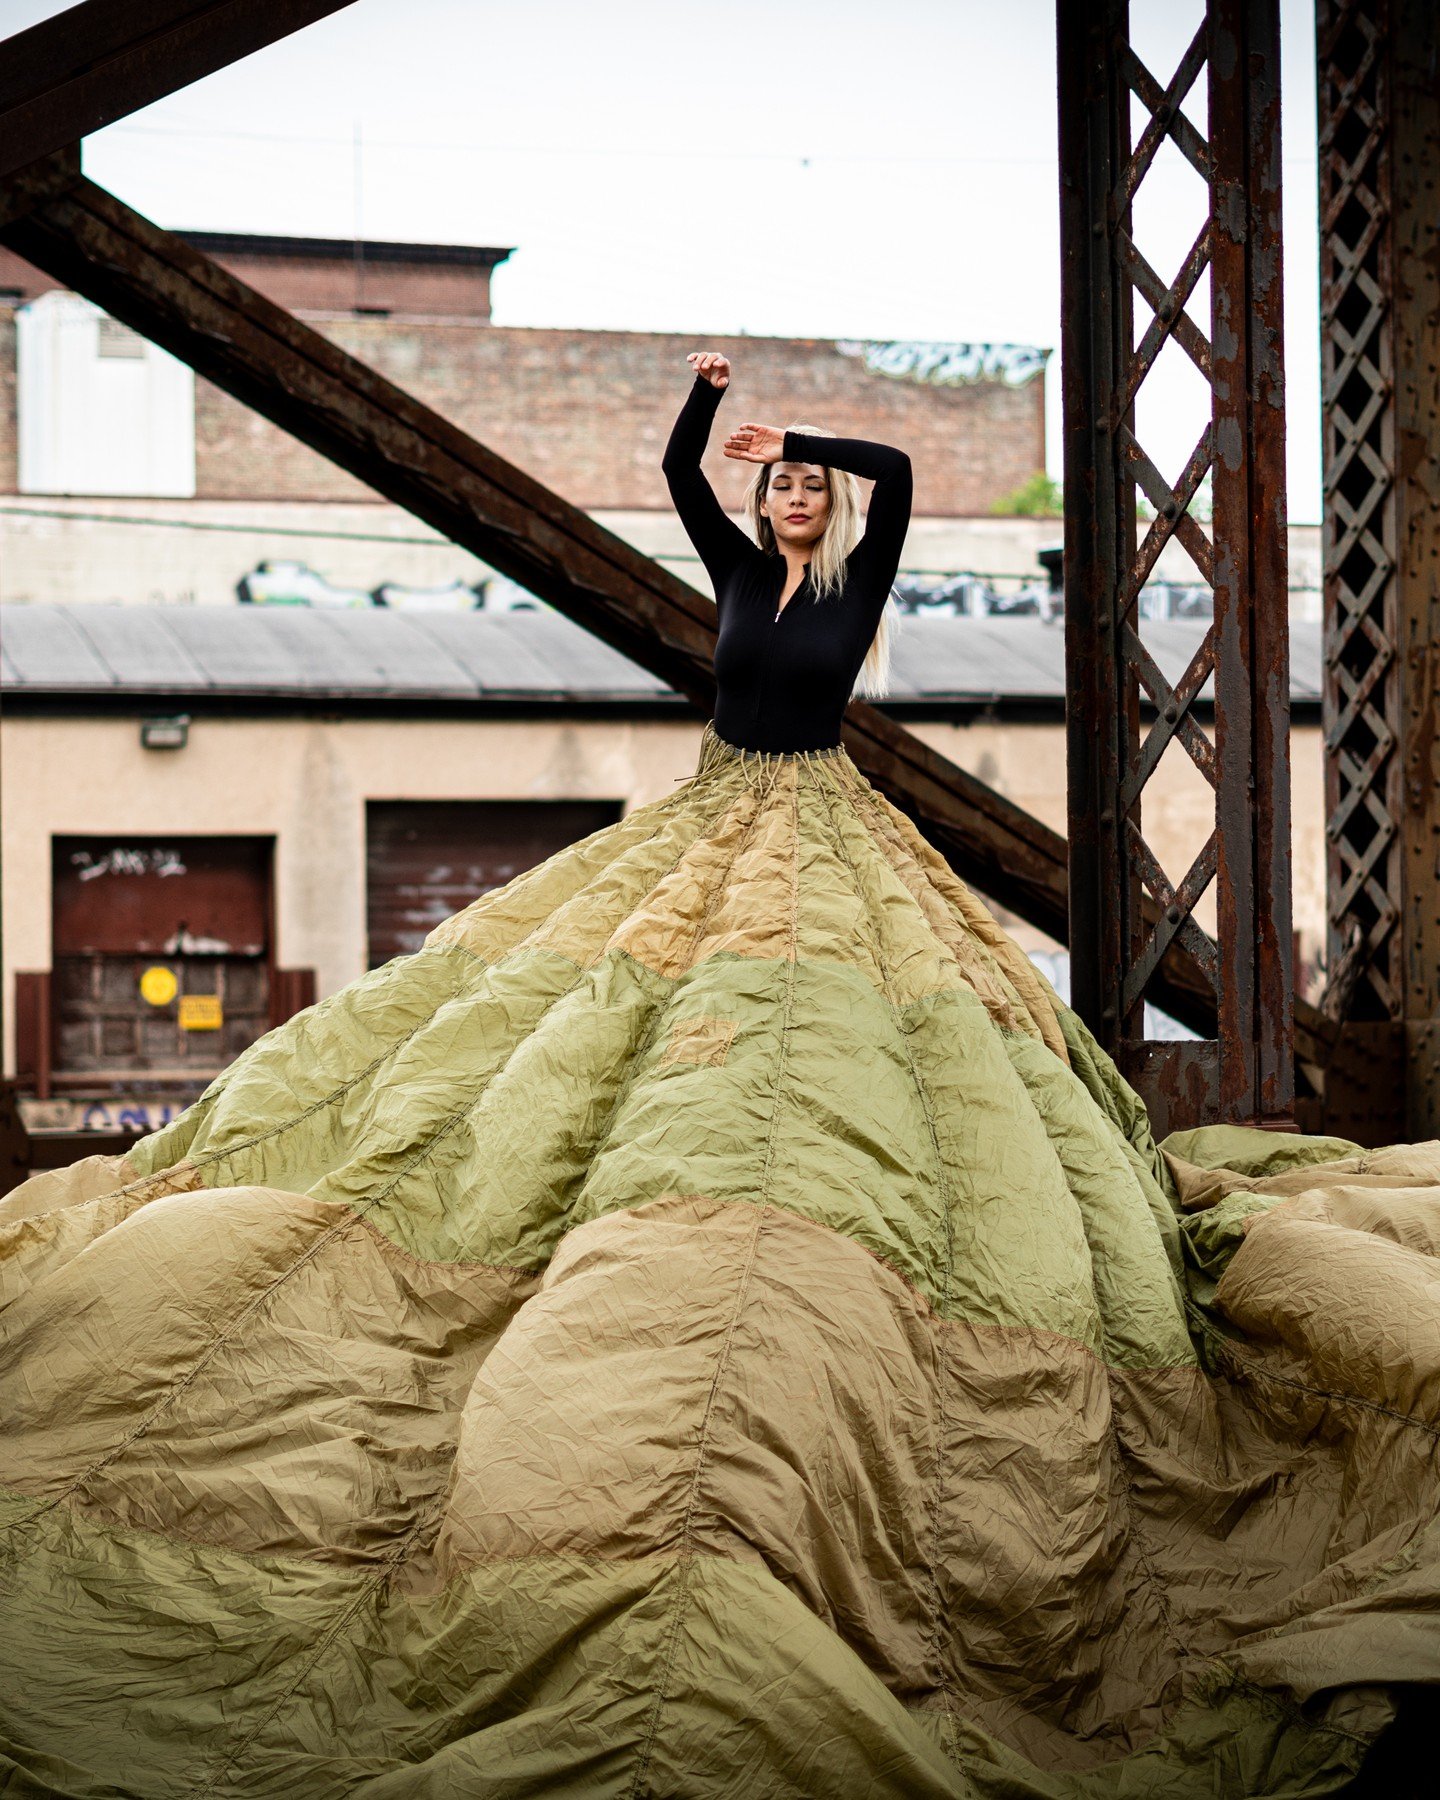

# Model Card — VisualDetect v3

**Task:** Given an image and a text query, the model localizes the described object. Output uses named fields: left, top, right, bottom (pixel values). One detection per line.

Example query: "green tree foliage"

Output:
left=989, top=471, right=1063, bottom=517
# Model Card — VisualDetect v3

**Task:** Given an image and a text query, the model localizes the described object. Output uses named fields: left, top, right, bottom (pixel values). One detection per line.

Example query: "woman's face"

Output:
left=761, top=461, right=830, bottom=555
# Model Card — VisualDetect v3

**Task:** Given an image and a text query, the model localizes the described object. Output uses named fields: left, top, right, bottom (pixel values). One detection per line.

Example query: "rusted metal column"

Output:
left=1057, top=0, right=1294, bottom=1135
left=1209, top=0, right=1293, bottom=1124
left=1317, top=0, right=1440, bottom=1141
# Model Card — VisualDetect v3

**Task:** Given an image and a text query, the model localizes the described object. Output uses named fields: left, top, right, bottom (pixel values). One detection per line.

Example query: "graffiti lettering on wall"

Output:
left=71, top=847, right=187, bottom=882
left=19, top=1097, right=185, bottom=1134
left=834, top=340, right=1050, bottom=388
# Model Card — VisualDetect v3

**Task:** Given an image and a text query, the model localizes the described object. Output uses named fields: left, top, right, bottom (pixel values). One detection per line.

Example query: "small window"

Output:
left=96, top=318, right=145, bottom=359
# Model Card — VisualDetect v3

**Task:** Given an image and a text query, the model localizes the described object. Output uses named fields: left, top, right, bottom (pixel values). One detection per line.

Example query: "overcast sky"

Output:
left=3, top=0, right=1323, bottom=519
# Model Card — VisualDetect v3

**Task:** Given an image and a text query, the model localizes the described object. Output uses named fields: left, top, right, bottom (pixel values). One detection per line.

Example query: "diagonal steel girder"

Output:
left=0, top=162, right=1329, bottom=1064
left=0, top=0, right=357, bottom=180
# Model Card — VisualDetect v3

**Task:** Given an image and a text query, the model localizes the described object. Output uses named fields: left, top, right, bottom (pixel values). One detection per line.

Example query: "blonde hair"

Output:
left=740, top=422, right=898, bottom=699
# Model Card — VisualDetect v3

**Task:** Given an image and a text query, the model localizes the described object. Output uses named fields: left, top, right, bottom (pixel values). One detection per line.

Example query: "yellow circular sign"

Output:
left=139, top=965, right=178, bottom=1007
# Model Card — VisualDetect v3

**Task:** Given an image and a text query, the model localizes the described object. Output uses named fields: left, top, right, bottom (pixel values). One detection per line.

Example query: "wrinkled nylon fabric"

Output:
left=1, top=722, right=1436, bottom=1798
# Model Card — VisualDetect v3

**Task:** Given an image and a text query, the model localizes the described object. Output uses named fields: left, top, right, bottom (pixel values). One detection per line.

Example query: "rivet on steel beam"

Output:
left=1101, top=809, right=1115, bottom=826
left=1161, top=501, right=1178, bottom=519
left=1164, top=703, right=1179, bottom=722
left=1166, top=904, right=1182, bottom=924
left=1102, top=1006, right=1117, bottom=1022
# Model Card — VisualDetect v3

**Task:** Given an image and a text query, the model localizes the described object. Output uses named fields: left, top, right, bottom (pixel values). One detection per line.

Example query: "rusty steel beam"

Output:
left=1317, top=0, right=1440, bottom=1142
left=0, top=166, right=1330, bottom=1067
left=1057, top=0, right=1295, bottom=1135
left=0, top=0, right=357, bottom=180
left=1209, top=0, right=1293, bottom=1125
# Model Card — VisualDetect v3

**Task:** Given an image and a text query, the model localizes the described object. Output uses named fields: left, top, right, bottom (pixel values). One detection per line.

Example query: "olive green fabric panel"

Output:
left=997, top=1032, right=1193, bottom=1369
left=575, top=958, right=958, bottom=1304
left=847, top=777, right=1072, bottom=1061
left=898, top=984, right=1103, bottom=1350
left=318, top=948, right=664, bottom=1263
left=1162, top=1124, right=1363, bottom=1179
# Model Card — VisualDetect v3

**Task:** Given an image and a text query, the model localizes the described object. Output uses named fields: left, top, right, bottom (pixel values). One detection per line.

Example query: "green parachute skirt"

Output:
left=1, top=721, right=1436, bottom=1797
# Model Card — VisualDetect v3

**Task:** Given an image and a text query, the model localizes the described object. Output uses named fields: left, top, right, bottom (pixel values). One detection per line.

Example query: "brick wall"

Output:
left=193, top=323, right=1046, bottom=516
left=0, top=238, right=1049, bottom=515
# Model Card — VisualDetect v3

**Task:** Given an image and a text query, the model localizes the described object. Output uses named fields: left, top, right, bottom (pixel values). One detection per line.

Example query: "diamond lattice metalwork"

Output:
left=1058, top=0, right=1293, bottom=1133
left=1317, top=0, right=1401, bottom=1026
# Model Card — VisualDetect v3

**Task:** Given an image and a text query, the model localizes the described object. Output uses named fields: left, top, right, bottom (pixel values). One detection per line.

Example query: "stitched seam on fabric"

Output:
left=627, top=1205, right=770, bottom=1800
left=628, top=781, right=794, bottom=1799
left=185, top=1491, right=449, bottom=1799
left=828, top=763, right=1195, bottom=1693
left=431, top=789, right=697, bottom=949
left=1194, top=1662, right=1373, bottom=1751
left=54, top=954, right=481, bottom=1212
left=322, top=785, right=753, bottom=1217
left=1187, top=1299, right=1440, bottom=1441
left=201, top=803, right=711, bottom=1184
left=810, top=771, right=955, bottom=1696
left=849, top=789, right=1036, bottom=1039
left=841, top=781, right=1197, bottom=1680
left=563, top=786, right=770, bottom=1238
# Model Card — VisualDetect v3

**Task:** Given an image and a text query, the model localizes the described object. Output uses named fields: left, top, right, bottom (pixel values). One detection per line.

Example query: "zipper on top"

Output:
left=773, top=560, right=808, bottom=623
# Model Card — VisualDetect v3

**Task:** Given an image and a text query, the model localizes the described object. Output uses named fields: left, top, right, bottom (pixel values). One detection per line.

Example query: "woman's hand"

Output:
left=721, top=422, right=785, bottom=464
left=687, top=351, right=730, bottom=389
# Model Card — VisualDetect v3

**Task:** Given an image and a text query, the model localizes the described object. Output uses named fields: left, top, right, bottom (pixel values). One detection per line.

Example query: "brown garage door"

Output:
left=52, top=836, right=273, bottom=1080
left=366, top=800, right=622, bottom=967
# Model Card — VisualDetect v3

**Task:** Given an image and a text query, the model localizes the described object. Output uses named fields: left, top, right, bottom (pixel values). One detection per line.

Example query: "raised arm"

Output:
left=780, top=427, right=913, bottom=593
left=661, top=373, right=757, bottom=589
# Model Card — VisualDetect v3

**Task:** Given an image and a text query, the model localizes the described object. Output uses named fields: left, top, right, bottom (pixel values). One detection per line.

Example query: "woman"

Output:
left=0, top=354, right=1434, bottom=1798
left=663, top=348, right=907, bottom=749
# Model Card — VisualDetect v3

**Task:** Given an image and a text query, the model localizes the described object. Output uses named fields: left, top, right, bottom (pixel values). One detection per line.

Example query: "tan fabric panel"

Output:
left=1, top=1188, right=533, bottom=1560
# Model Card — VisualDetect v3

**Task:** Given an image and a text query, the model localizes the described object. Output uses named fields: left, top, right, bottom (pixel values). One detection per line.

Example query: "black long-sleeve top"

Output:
left=661, top=373, right=913, bottom=753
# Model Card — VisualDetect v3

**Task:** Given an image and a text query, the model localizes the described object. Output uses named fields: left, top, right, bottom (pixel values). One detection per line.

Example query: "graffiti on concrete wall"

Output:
left=834, top=340, right=1049, bottom=388
left=20, top=1097, right=186, bottom=1134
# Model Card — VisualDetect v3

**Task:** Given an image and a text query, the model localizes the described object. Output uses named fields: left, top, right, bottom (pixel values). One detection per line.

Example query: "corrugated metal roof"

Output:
left=0, top=604, right=1325, bottom=707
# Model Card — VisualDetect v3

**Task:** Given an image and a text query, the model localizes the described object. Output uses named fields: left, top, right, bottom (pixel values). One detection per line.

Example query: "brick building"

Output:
left=0, top=232, right=1047, bottom=516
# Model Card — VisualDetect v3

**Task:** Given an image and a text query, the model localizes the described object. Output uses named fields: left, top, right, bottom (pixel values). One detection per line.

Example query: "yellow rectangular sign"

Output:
left=178, top=994, right=223, bottom=1031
